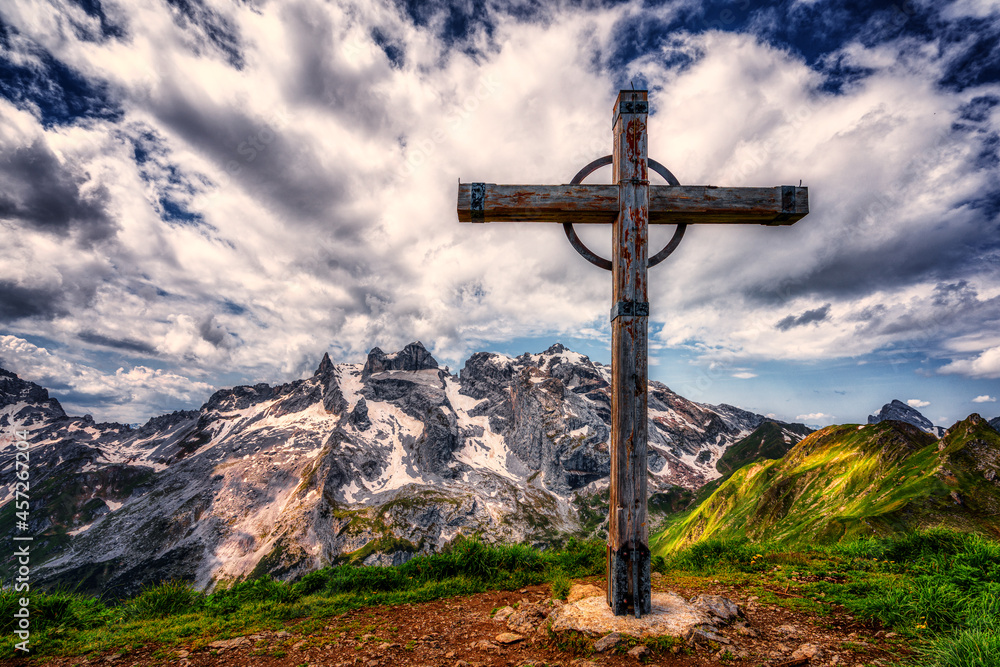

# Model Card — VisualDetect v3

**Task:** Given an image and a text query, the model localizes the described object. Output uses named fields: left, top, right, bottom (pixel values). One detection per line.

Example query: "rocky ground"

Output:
left=15, top=575, right=913, bottom=667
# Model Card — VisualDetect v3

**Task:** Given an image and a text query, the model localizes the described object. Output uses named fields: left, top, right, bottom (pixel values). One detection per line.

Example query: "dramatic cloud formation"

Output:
left=0, top=336, right=213, bottom=421
left=0, top=0, right=998, bottom=423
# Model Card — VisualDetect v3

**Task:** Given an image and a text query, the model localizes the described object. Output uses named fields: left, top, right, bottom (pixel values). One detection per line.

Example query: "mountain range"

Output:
left=0, top=342, right=789, bottom=597
left=3, top=342, right=997, bottom=597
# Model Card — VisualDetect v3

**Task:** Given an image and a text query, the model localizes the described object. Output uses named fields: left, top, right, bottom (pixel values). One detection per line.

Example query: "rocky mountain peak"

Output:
left=1, top=367, right=55, bottom=409
left=989, top=416, right=1000, bottom=433
left=868, top=399, right=937, bottom=434
left=362, top=341, right=439, bottom=378
left=0, top=366, right=67, bottom=424
left=944, top=413, right=992, bottom=436
left=314, top=352, right=335, bottom=377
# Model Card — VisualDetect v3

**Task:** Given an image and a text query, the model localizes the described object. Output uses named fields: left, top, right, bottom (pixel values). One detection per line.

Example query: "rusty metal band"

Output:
left=610, top=300, right=649, bottom=322
left=612, top=99, right=649, bottom=128
left=563, top=156, right=687, bottom=271
left=470, top=183, right=486, bottom=222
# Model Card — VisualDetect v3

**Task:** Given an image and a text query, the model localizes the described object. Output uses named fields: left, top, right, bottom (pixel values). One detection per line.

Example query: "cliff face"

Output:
left=0, top=342, right=774, bottom=597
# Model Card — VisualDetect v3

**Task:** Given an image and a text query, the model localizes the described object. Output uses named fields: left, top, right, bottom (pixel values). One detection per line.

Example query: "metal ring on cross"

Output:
left=563, top=156, right=687, bottom=271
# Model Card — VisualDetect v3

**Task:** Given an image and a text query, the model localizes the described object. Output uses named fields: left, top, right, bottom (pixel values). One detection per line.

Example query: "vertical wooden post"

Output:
left=607, top=89, right=651, bottom=617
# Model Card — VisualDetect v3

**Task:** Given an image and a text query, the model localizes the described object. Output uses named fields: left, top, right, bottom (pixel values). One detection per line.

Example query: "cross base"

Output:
left=607, top=543, right=652, bottom=617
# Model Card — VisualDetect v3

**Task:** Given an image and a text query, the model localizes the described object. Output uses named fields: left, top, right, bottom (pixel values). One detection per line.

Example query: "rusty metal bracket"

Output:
left=563, top=156, right=687, bottom=271
left=612, top=99, right=649, bottom=128
left=470, top=183, right=486, bottom=222
left=611, top=300, right=649, bottom=321
left=767, top=185, right=799, bottom=226
left=782, top=185, right=796, bottom=212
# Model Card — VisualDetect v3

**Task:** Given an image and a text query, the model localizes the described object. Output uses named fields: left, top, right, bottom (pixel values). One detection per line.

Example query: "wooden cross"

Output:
left=457, top=89, right=809, bottom=617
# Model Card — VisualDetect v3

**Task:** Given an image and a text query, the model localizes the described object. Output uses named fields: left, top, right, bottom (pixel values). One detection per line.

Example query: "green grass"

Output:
left=714, top=421, right=810, bottom=477
left=668, top=537, right=773, bottom=573
left=661, top=528, right=1000, bottom=667
left=122, top=580, right=205, bottom=620
left=550, top=571, right=571, bottom=600
left=920, top=630, right=1000, bottom=667
left=0, top=536, right=605, bottom=659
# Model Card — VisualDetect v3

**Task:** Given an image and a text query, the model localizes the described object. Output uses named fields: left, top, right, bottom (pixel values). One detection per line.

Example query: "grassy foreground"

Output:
left=1, top=529, right=998, bottom=666
left=668, top=528, right=1000, bottom=667
left=0, top=538, right=603, bottom=659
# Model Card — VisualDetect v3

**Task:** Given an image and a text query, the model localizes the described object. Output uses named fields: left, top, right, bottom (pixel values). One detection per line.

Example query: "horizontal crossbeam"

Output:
left=457, top=183, right=808, bottom=226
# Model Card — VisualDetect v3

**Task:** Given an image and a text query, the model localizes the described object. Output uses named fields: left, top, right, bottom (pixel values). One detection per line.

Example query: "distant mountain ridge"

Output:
left=868, top=399, right=945, bottom=436
left=0, top=342, right=779, bottom=597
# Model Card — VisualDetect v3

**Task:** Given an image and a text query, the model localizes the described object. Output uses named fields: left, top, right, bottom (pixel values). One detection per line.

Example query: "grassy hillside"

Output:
left=680, top=420, right=815, bottom=512
left=714, top=420, right=813, bottom=476
left=651, top=415, right=1000, bottom=556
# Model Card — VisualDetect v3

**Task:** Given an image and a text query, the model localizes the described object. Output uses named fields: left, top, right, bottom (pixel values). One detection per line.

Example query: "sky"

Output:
left=0, top=0, right=999, bottom=428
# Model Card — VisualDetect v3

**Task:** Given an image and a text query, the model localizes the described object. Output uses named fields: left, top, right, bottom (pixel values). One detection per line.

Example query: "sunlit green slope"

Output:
left=651, top=415, right=1000, bottom=555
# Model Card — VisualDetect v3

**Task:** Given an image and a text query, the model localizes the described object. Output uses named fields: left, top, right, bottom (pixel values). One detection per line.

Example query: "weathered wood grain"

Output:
left=607, top=89, right=652, bottom=617
left=457, top=184, right=808, bottom=225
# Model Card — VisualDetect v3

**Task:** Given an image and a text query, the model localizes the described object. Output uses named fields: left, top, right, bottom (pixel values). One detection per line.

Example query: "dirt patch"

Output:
left=19, top=576, right=913, bottom=667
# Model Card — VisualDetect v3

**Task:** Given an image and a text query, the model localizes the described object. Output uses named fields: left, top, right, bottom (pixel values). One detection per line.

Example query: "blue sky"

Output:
left=0, top=0, right=999, bottom=427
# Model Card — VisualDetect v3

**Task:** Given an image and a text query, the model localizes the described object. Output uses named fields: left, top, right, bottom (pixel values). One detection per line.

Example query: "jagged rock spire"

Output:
left=314, top=352, right=335, bottom=377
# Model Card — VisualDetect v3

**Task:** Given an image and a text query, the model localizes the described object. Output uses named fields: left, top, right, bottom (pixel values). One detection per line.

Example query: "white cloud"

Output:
left=796, top=412, right=834, bottom=422
left=732, top=371, right=758, bottom=379
left=939, top=346, right=1000, bottom=379
left=972, top=395, right=997, bottom=403
left=941, top=0, right=1000, bottom=19
left=907, top=399, right=931, bottom=408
